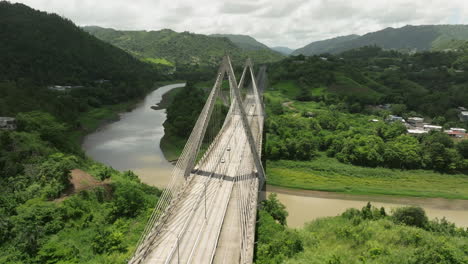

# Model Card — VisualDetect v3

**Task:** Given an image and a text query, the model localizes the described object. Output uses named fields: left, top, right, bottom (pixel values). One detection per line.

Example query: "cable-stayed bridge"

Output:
left=129, top=56, right=266, bottom=264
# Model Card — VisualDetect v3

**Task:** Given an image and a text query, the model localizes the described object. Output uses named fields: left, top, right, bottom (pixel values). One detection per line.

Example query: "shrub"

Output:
left=392, top=206, right=428, bottom=228
left=92, top=229, right=126, bottom=254
left=261, top=193, right=288, bottom=226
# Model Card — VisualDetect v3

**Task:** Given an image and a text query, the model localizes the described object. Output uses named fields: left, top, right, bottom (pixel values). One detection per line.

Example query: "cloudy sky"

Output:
left=12, top=0, right=468, bottom=49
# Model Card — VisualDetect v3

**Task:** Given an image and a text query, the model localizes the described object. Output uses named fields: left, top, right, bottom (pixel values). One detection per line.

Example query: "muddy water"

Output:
left=267, top=185, right=468, bottom=228
left=82, top=83, right=184, bottom=187
left=82, top=82, right=468, bottom=229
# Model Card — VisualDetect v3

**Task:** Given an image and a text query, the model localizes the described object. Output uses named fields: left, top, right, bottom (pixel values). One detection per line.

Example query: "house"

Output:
left=386, top=115, right=405, bottom=123
left=95, top=79, right=110, bottom=84
left=407, top=129, right=428, bottom=135
left=0, top=117, right=16, bottom=130
left=459, top=111, right=468, bottom=122
left=444, top=128, right=467, bottom=138
left=445, top=130, right=465, bottom=138
left=450, top=128, right=467, bottom=133
left=423, top=125, right=442, bottom=132
left=407, top=117, right=424, bottom=127
left=47, top=85, right=84, bottom=92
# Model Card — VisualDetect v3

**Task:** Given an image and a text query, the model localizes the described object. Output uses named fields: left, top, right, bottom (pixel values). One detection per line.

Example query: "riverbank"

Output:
left=82, top=83, right=185, bottom=188
left=267, top=156, right=468, bottom=200
left=72, top=81, right=184, bottom=145
left=151, top=85, right=184, bottom=110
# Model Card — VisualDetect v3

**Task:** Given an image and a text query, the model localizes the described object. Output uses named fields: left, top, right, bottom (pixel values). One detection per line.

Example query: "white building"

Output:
left=0, top=117, right=16, bottom=130
left=423, top=125, right=442, bottom=131
left=48, top=85, right=83, bottom=92
left=407, top=117, right=424, bottom=127
left=386, top=115, right=404, bottom=123
left=459, top=111, right=468, bottom=122
left=450, top=128, right=467, bottom=133
left=407, top=129, right=428, bottom=135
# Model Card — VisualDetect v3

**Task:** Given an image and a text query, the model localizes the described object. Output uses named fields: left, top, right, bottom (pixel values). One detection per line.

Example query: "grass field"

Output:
left=267, top=155, right=468, bottom=200
left=142, top=57, right=174, bottom=66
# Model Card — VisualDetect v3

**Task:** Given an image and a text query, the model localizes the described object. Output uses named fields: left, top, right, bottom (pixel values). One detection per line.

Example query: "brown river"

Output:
left=83, top=83, right=468, bottom=228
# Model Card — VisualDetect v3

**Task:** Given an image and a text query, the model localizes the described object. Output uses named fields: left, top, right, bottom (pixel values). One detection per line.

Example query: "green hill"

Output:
left=293, top=25, right=468, bottom=55
left=84, top=26, right=284, bottom=66
left=0, top=2, right=160, bottom=123
left=0, top=3, right=162, bottom=263
left=0, top=3, right=155, bottom=85
left=292, top=34, right=360, bottom=55
left=209, top=33, right=270, bottom=50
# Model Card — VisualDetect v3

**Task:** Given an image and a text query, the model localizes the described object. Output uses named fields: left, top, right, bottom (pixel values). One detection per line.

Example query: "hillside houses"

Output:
left=387, top=115, right=467, bottom=138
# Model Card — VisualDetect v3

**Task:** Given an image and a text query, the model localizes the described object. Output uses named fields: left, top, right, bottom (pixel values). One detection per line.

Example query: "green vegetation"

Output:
left=83, top=26, right=284, bottom=66
left=293, top=25, right=468, bottom=55
left=142, top=57, right=174, bottom=66
left=256, top=195, right=468, bottom=264
left=0, top=112, right=160, bottom=263
left=264, top=48, right=468, bottom=198
left=0, top=3, right=167, bottom=263
left=267, top=157, right=468, bottom=199
left=160, top=80, right=229, bottom=161
left=292, top=34, right=360, bottom=56
left=0, top=2, right=163, bottom=125
left=209, top=34, right=272, bottom=50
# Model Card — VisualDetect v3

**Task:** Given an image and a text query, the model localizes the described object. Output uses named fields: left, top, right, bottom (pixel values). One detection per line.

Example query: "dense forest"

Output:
left=83, top=26, right=284, bottom=67
left=0, top=2, right=163, bottom=262
left=0, top=1, right=162, bottom=122
left=256, top=194, right=468, bottom=264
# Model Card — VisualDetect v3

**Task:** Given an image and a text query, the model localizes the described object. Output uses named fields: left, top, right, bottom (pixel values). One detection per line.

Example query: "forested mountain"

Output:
left=271, top=46, right=294, bottom=55
left=292, top=34, right=360, bottom=55
left=0, top=2, right=160, bottom=120
left=209, top=34, right=270, bottom=50
left=83, top=26, right=284, bottom=66
left=0, top=2, right=162, bottom=262
left=293, top=25, right=468, bottom=55
left=0, top=2, right=155, bottom=85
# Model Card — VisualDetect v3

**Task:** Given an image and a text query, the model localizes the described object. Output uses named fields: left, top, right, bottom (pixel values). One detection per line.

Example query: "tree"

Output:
left=109, top=183, right=147, bottom=220
left=375, top=122, right=407, bottom=141
left=456, top=140, right=468, bottom=159
left=37, top=153, right=78, bottom=199
left=392, top=206, right=428, bottom=228
left=390, top=104, right=407, bottom=116
left=337, top=135, right=385, bottom=167
left=92, top=229, right=126, bottom=254
left=261, top=193, right=288, bottom=226
left=16, top=111, right=67, bottom=148
left=384, top=135, right=423, bottom=169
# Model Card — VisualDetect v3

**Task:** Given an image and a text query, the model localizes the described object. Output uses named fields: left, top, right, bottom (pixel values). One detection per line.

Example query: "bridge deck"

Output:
left=132, top=60, right=266, bottom=264
left=143, top=102, right=258, bottom=263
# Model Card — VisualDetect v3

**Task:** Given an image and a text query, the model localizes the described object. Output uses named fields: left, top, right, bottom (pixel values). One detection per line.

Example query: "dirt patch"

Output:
left=282, top=101, right=296, bottom=110
left=54, top=169, right=110, bottom=202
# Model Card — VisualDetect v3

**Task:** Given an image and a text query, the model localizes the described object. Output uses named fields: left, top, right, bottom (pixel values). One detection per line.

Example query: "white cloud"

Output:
left=12, top=0, right=468, bottom=49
